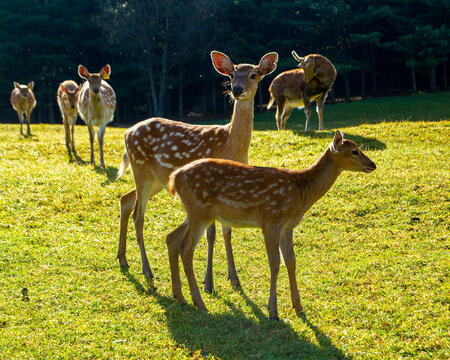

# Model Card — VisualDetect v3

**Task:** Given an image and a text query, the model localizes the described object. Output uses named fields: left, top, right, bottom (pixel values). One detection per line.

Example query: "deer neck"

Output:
left=294, top=148, right=342, bottom=210
left=225, top=98, right=255, bottom=163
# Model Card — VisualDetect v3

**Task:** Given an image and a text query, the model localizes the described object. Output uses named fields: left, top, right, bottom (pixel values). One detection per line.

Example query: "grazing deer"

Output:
left=116, top=51, right=278, bottom=289
left=268, top=51, right=337, bottom=131
left=57, top=80, right=80, bottom=151
left=77, top=65, right=116, bottom=167
left=10, top=81, right=37, bottom=136
left=167, top=130, right=376, bottom=320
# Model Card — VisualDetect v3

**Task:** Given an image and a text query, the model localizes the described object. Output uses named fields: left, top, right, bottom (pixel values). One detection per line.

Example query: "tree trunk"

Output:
left=344, top=72, right=351, bottom=102
left=202, top=77, right=207, bottom=115
left=211, top=76, right=217, bottom=115
left=410, top=66, right=417, bottom=92
left=430, top=64, right=437, bottom=92
left=361, top=69, right=366, bottom=99
left=158, top=4, right=170, bottom=117
left=444, top=61, right=448, bottom=89
left=370, top=44, right=377, bottom=94
left=48, top=97, right=54, bottom=124
left=178, top=67, right=183, bottom=118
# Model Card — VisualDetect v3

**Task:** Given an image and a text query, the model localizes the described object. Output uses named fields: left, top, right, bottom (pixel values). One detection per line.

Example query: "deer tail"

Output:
left=267, top=95, right=275, bottom=110
left=116, top=151, right=130, bottom=180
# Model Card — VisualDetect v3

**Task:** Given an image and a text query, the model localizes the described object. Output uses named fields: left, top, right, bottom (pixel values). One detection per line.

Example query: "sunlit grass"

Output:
left=0, top=92, right=449, bottom=359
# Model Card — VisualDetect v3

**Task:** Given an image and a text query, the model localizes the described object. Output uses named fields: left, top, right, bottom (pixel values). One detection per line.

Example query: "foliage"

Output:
left=0, top=92, right=449, bottom=359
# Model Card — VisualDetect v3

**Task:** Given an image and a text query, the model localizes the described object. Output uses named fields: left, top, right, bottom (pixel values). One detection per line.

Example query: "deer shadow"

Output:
left=95, top=165, right=119, bottom=185
left=292, top=130, right=386, bottom=151
left=67, top=148, right=88, bottom=165
left=121, top=269, right=351, bottom=360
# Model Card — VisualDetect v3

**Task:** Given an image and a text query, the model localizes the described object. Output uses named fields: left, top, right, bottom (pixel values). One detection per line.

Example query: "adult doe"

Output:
left=10, top=81, right=37, bottom=136
left=78, top=65, right=116, bottom=167
left=167, top=130, right=376, bottom=320
left=268, top=51, right=336, bottom=131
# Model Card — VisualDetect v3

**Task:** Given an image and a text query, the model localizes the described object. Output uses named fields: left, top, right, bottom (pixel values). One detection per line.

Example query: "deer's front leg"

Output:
left=222, top=225, right=241, bottom=289
left=98, top=124, right=106, bottom=168
left=204, top=223, right=216, bottom=293
left=87, top=125, right=95, bottom=165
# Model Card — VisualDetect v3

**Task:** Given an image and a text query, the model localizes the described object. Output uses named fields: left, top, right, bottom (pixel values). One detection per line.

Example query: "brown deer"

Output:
left=167, top=130, right=376, bottom=320
left=10, top=81, right=37, bottom=136
left=268, top=51, right=337, bottom=131
left=77, top=65, right=116, bottom=167
left=116, top=51, right=278, bottom=289
left=57, top=80, right=80, bottom=151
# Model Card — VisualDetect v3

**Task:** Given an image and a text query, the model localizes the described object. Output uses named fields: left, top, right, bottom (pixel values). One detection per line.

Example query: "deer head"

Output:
left=60, top=83, right=80, bottom=109
left=292, top=51, right=316, bottom=82
left=211, top=51, right=278, bottom=101
left=329, top=130, right=376, bottom=173
left=78, top=65, right=111, bottom=95
left=14, top=81, right=34, bottom=98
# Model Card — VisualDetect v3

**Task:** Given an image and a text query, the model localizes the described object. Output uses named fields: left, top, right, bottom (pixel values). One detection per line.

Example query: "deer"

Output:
left=166, top=130, right=376, bottom=320
left=77, top=65, right=116, bottom=167
left=116, top=51, right=279, bottom=290
left=268, top=51, right=337, bottom=131
left=10, top=81, right=37, bottom=136
left=57, top=80, right=80, bottom=152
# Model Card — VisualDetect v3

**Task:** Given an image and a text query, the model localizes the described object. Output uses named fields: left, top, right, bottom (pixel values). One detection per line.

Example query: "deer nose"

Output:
left=71, top=105, right=75, bottom=109
left=93, top=88, right=99, bottom=94
left=232, top=86, right=243, bottom=97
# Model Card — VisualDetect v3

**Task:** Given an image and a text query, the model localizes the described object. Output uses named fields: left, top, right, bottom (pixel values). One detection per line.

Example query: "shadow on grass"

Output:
left=121, top=269, right=351, bottom=360
left=95, top=165, right=119, bottom=185
left=67, top=148, right=88, bottom=165
left=293, top=130, right=386, bottom=151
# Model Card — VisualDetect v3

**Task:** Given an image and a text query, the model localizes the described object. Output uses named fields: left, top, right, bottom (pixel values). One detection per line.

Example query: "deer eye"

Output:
left=352, top=149, right=359, bottom=156
left=250, top=73, right=256, bottom=80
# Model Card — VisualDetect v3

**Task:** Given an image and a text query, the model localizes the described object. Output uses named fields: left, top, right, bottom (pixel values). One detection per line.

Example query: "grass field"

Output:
left=0, top=92, right=449, bottom=359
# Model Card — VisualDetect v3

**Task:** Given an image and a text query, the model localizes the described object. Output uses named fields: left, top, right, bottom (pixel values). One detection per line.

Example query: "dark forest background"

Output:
left=0, top=0, right=448, bottom=125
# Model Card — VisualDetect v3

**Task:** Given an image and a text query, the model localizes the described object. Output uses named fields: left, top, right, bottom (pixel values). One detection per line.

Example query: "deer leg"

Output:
left=262, top=225, right=281, bottom=321
left=70, top=116, right=76, bottom=151
left=304, top=96, right=311, bottom=131
left=87, top=125, right=95, bottom=165
left=316, top=93, right=326, bottom=131
left=222, top=225, right=241, bottom=289
left=179, top=219, right=209, bottom=310
left=203, top=223, right=216, bottom=293
left=26, top=111, right=31, bottom=136
left=133, top=177, right=163, bottom=283
left=275, top=98, right=286, bottom=130
left=167, top=219, right=189, bottom=305
left=280, top=229, right=303, bottom=315
left=281, top=106, right=293, bottom=131
left=98, top=124, right=107, bottom=168
left=117, top=189, right=137, bottom=269
left=63, top=116, right=71, bottom=150
left=17, top=111, right=23, bottom=136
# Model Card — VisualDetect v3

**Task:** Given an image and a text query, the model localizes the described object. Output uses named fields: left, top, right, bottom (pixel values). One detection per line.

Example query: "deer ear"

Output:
left=292, top=50, right=303, bottom=63
left=14, top=81, right=20, bottom=89
left=27, top=81, right=34, bottom=90
left=258, top=52, right=278, bottom=76
left=100, top=65, right=111, bottom=79
left=331, top=130, right=344, bottom=152
left=211, top=51, right=234, bottom=76
left=78, top=65, right=89, bottom=80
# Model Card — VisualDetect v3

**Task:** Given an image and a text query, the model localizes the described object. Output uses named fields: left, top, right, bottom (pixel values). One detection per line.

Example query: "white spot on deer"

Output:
left=202, top=190, right=208, bottom=198
left=206, top=149, right=211, bottom=155
left=145, top=125, right=151, bottom=131
left=134, top=140, right=139, bottom=146
left=195, top=183, right=200, bottom=187
left=155, top=154, right=174, bottom=169
left=155, top=123, right=161, bottom=129
left=170, top=132, right=174, bottom=136
left=135, top=130, right=140, bottom=136
left=153, top=145, right=159, bottom=151
left=171, top=145, right=178, bottom=151
left=195, top=174, right=200, bottom=179
left=175, top=132, right=184, bottom=137
left=162, top=134, right=167, bottom=140
left=175, top=152, right=182, bottom=159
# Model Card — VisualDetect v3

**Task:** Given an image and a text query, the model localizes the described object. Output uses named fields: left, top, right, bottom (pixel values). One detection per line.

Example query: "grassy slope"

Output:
left=0, top=92, right=449, bottom=359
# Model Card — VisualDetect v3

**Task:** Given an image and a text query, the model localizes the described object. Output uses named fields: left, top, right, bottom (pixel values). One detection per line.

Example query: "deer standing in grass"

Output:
left=77, top=65, right=116, bottom=167
left=57, top=80, right=80, bottom=152
left=116, top=51, right=278, bottom=289
left=268, top=51, right=337, bottom=131
left=10, top=81, right=37, bottom=136
left=167, top=130, right=376, bottom=320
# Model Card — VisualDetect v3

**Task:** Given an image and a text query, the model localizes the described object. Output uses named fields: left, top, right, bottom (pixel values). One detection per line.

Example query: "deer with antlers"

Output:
left=77, top=65, right=116, bottom=167
left=116, top=51, right=278, bottom=289
left=167, top=130, right=376, bottom=320
left=10, top=81, right=37, bottom=136
left=57, top=80, right=80, bottom=152
left=268, top=51, right=337, bottom=131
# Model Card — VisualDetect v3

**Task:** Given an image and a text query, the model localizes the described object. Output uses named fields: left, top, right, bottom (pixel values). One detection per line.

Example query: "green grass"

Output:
left=0, top=92, right=449, bottom=359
